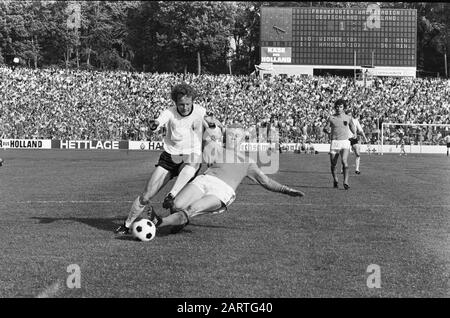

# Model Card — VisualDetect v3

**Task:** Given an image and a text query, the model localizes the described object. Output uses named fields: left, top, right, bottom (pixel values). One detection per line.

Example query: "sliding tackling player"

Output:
left=147, top=126, right=304, bottom=234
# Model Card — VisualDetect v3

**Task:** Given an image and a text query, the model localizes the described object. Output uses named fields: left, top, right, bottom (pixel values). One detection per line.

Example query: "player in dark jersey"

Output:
left=323, top=99, right=356, bottom=190
left=146, top=126, right=304, bottom=234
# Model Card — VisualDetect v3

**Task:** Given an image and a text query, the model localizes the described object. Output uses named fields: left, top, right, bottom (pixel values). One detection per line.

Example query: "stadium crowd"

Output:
left=1, top=66, right=450, bottom=144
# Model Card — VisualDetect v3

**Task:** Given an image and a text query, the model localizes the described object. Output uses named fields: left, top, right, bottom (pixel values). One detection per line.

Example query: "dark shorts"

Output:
left=447, top=143, right=450, bottom=148
left=156, top=151, right=201, bottom=180
left=349, top=137, right=359, bottom=146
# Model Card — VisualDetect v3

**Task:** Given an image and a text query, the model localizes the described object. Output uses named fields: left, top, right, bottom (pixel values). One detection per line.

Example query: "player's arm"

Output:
left=349, top=117, right=356, bottom=136
left=202, top=116, right=210, bottom=130
left=247, top=164, right=304, bottom=197
left=323, top=118, right=331, bottom=135
left=215, top=119, right=226, bottom=134
left=356, top=121, right=368, bottom=143
left=149, top=109, right=171, bottom=131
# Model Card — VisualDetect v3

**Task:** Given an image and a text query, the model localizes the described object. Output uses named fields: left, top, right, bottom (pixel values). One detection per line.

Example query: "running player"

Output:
left=115, top=83, right=207, bottom=234
left=323, top=99, right=356, bottom=190
left=444, top=134, right=450, bottom=156
left=348, top=109, right=368, bottom=174
left=146, top=126, right=304, bottom=234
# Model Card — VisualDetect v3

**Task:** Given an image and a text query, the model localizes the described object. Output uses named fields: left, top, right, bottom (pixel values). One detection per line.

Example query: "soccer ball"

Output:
left=131, top=219, right=156, bottom=242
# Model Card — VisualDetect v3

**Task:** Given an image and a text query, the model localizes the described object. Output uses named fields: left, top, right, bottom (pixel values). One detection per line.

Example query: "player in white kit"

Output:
left=348, top=109, right=368, bottom=174
left=202, top=113, right=225, bottom=167
left=116, top=83, right=207, bottom=234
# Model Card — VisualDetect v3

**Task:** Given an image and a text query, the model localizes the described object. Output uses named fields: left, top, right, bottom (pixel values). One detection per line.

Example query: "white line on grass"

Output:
left=9, top=200, right=450, bottom=208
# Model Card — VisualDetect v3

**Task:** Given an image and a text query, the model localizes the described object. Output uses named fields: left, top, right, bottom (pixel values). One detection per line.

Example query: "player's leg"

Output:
left=122, top=166, right=172, bottom=230
left=157, top=195, right=223, bottom=234
left=353, top=143, right=361, bottom=174
left=329, top=151, right=340, bottom=188
left=161, top=195, right=222, bottom=227
left=447, top=144, right=449, bottom=156
left=341, top=148, right=350, bottom=189
left=163, top=153, right=202, bottom=209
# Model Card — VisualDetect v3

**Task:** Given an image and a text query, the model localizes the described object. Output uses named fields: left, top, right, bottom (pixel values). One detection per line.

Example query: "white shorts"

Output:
left=329, top=139, right=351, bottom=154
left=190, top=174, right=236, bottom=207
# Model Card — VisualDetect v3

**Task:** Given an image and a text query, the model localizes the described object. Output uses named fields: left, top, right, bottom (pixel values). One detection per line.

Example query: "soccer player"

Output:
left=202, top=113, right=225, bottom=167
left=0, top=158, right=3, bottom=167
left=444, top=134, right=450, bottom=157
left=115, top=83, right=207, bottom=234
left=399, top=135, right=407, bottom=156
left=323, top=99, right=356, bottom=190
left=348, top=109, right=368, bottom=174
left=146, top=127, right=304, bottom=234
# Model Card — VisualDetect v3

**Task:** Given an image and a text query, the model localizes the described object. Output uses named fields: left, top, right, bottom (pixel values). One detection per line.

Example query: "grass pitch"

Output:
left=0, top=150, right=448, bottom=297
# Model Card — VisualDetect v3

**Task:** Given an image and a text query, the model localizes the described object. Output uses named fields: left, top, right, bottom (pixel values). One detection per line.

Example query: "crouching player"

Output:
left=147, top=127, right=304, bottom=234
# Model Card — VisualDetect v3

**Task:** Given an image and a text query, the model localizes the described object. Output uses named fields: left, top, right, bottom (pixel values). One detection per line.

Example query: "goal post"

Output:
left=381, top=123, right=450, bottom=155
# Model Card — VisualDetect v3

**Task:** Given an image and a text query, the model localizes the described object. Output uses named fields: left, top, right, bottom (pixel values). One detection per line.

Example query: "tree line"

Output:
left=0, top=1, right=448, bottom=76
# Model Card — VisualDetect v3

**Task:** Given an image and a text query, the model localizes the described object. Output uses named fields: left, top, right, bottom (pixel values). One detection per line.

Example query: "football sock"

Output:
left=355, top=156, right=360, bottom=171
left=125, top=196, right=146, bottom=228
left=343, top=165, right=349, bottom=185
left=169, top=165, right=197, bottom=197
left=161, top=210, right=189, bottom=227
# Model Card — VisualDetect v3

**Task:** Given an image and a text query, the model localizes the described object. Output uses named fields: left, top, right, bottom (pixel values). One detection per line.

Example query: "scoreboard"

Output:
left=260, top=6, right=417, bottom=67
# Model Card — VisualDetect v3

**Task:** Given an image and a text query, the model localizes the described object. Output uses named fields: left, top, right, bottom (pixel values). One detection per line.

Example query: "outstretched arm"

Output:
left=149, top=109, right=171, bottom=131
left=247, top=164, right=304, bottom=197
left=356, top=121, right=368, bottom=143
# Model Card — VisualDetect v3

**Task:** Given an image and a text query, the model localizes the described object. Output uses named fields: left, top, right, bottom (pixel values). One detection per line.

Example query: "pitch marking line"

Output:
left=8, top=200, right=450, bottom=208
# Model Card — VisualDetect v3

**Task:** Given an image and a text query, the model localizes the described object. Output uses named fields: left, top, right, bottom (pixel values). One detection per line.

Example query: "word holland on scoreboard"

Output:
left=260, top=6, right=417, bottom=67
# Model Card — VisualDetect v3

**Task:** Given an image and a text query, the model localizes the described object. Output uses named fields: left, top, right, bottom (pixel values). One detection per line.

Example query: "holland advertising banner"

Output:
left=128, top=141, right=164, bottom=151
left=261, top=47, right=292, bottom=63
left=51, top=140, right=128, bottom=150
left=0, top=139, right=52, bottom=149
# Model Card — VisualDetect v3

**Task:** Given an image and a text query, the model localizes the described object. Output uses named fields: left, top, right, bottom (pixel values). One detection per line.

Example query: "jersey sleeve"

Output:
left=197, top=105, right=207, bottom=118
left=246, top=163, right=284, bottom=193
left=155, top=108, right=172, bottom=129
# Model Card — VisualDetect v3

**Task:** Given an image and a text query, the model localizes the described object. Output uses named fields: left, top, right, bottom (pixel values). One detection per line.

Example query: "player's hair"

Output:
left=334, top=98, right=347, bottom=109
left=171, top=83, right=197, bottom=103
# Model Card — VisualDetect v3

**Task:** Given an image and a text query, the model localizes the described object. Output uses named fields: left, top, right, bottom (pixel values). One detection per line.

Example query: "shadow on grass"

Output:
left=31, top=216, right=124, bottom=232
left=30, top=216, right=217, bottom=237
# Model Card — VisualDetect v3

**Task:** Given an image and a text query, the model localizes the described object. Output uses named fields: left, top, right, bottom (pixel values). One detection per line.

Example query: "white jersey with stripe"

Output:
left=156, top=105, right=206, bottom=156
left=348, top=117, right=363, bottom=139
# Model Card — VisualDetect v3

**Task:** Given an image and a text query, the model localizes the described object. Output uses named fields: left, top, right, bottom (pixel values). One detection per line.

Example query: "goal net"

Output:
left=380, top=123, right=450, bottom=155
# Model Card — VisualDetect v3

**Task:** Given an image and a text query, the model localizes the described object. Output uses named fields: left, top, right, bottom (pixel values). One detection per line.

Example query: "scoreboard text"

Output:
left=260, top=6, right=417, bottom=67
